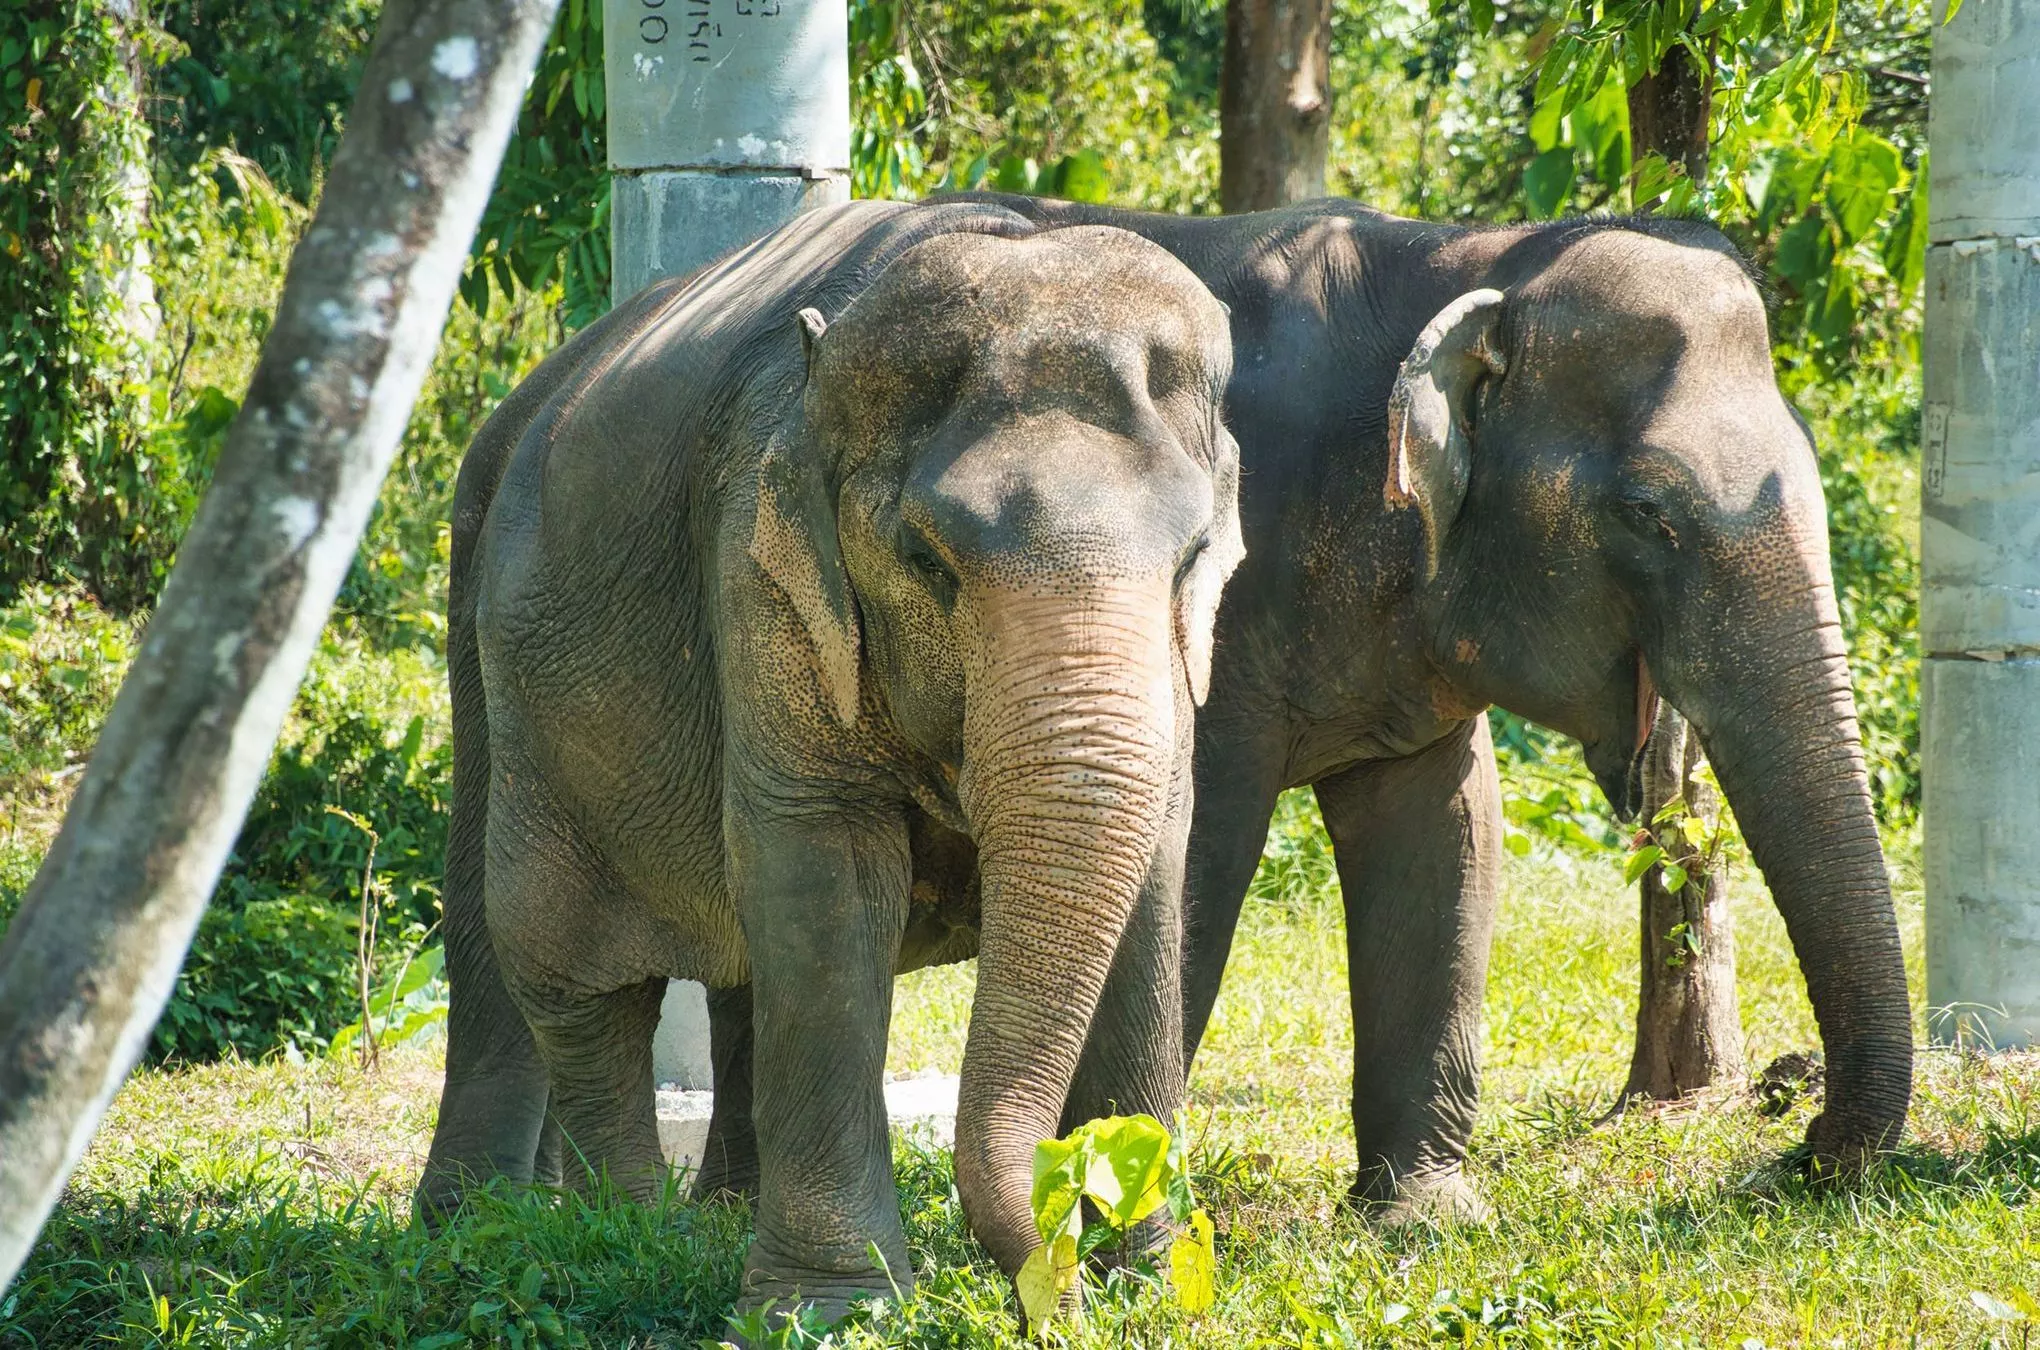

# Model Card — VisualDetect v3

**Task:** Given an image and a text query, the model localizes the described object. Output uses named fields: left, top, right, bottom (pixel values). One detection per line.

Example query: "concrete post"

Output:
left=1921, top=0, right=2040, bottom=1049
left=605, top=0, right=851, bottom=1084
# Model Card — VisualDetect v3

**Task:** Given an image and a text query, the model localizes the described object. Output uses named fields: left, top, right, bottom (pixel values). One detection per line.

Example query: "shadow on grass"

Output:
left=1, top=1142, right=1029, bottom=1349
left=1, top=1164, right=750, bottom=1347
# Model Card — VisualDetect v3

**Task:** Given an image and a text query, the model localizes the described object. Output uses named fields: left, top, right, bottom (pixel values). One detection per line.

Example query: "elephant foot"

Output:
left=1347, top=1167, right=1490, bottom=1228
left=730, top=1268, right=912, bottom=1344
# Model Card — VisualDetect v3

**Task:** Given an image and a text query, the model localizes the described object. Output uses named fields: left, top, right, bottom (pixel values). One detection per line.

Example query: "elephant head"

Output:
left=750, top=224, right=1242, bottom=1275
left=1390, top=221, right=1910, bottom=1164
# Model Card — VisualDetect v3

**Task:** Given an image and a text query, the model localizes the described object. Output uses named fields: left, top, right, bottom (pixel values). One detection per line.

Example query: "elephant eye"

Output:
left=1174, top=532, right=1211, bottom=588
left=901, top=527, right=959, bottom=606
left=1619, top=495, right=1678, bottom=545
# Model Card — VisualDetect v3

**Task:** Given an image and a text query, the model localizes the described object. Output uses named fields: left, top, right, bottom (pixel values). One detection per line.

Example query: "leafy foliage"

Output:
left=0, top=2, right=162, bottom=609
left=462, top=0, right=610, bottom=329
left=1021, top=1112, right=1216, bottom=1330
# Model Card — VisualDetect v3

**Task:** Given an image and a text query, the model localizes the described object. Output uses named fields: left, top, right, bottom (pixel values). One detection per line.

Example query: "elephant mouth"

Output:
left=1634, top=650, right=1659, bottom=757
left=1586, top=650, right=1658, bottom=821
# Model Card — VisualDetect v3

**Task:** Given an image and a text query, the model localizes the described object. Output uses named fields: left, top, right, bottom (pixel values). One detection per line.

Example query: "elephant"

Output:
left=687, top=195, right=1915, bottom=1220
left=412, top=198, right=1244, bottom=1317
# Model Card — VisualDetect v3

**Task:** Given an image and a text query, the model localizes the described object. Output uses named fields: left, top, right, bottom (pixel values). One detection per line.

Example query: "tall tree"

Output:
left=0, top=0, right=559, bottom=1290
left=1219, top=0, right=1334, bottom=211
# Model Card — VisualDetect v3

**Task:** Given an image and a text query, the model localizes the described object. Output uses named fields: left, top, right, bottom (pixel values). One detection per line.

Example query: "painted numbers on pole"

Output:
left=605, top=0, right=850, bottom=173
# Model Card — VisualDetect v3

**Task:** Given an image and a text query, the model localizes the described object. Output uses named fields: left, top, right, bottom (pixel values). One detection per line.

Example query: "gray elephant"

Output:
left=413, top=199, right=1243, bottom=1316
left=980, top=194, right=1914, bottom=1205
left=686, top=195, right=1915, bottom=1218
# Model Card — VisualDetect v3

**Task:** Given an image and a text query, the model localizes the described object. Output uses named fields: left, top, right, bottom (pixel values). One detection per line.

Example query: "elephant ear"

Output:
left=1176, top=427, right=1246, bottom=707
left=749, top=308, right=862, bottom=726
left=1384, top=288, right=1508, bottom=579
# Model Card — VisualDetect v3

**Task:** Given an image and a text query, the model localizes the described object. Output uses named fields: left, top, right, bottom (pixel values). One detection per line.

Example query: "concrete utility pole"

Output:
left=605, top=0, right=850, bottom=306
left=604, top=0, right=850, bottom=1085
left=1922, top=0, right=2040, bottom=1049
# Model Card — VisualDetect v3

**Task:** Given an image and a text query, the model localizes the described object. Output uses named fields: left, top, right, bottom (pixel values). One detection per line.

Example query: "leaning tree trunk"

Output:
left=1219, top=0, right=1335, bottom=212
left=1619, top=37, right=1739, bottom=1104
left=0, top=0, right=559, bottom=1291
left=1622, top=707, right=1746, bottom=1101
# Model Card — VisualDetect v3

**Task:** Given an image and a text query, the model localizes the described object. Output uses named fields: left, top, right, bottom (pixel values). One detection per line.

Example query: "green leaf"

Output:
left=1773, top=215, right=1834, bottom=286
left=1624, top=844, right=1665, bottom=885
left=1017, top=1234, right=1079, bottom=1334
left=1570, top=75, right=1632, bottom=189
left=1825, top=131, right=1903, bottom=245
left=1030, top=1131, right=1090, bottom=1244
left=1053, top=149, right=1111, bottom=204
left=1524, top=148, right=1576, bottom=220
left=1169, top=1209, right=1216, bottom=1314
left=1079, top=1114, right=1172, bottom=1229
left=1882, top=153, right=1929, bottom=294
left=1662, top=862, right=1689, bottom=893
left=1470, top=0, right=1496, bottom=34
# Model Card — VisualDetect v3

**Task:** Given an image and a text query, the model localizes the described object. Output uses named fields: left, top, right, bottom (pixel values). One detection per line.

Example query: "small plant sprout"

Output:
left=1016, top=1110, right=1217, bottom=1334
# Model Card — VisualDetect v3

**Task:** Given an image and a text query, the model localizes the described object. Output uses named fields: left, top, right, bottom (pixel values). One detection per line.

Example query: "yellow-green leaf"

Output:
left=1169, top=1209, right=1216, bottom=1314
left=1017, top=1235, right=1080, bottom=1335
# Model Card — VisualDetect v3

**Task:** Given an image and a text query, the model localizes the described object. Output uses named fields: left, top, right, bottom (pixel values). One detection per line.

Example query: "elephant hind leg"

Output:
left=416, top=608, right=551, bottom=1225
left=524, top=977, right=671, bottom=1202
left=692, top=984, right=762, bottom=1201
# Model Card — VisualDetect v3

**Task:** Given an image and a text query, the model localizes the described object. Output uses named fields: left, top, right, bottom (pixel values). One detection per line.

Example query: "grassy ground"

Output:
left=4, top=804, right=2036, bottom=1348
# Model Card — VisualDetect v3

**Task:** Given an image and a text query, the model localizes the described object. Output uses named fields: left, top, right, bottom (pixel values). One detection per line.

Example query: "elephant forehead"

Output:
left=815, top=228, right=1231, bottom=396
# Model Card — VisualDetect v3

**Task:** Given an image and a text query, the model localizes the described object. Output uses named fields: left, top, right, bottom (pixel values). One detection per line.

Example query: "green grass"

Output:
left=5, top=797, right=2035, bottom=1348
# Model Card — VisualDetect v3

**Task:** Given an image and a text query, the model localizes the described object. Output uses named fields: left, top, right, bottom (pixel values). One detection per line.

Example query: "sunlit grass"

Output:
left=6, top=799, right=2032, bottom=1348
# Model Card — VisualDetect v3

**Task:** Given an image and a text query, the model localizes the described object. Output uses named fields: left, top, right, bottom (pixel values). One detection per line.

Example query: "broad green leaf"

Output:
left=1078, top=1114, right=1172, bottom=1229
left=1524, top=148, right=1575, bottom=220
left=1031, top=1133, right=1090, bottom=1244
left=1624, top=844, right=1665, bottom=885
left=1529, top=95, right=1565, bottom=153
left=1470, top=0, right=1496, bottom=34
left=1017, top=1235, right=1080, bottom=1334
left=1681, top=816, right=1710, bottom=848
left=1169, top=1209, right=1216, bottom=1314
left=1662, top=862, right=1689, bottom=893
left=1054, top=150, right=1111, bottom=204
left=1882, top=153, right=1929, bottom=294
left=1773, top=215, right=1834, bottom=285
left=1826, top=131, right=1903, bottom=245
left=1571, top=75, right=1632, bottom=189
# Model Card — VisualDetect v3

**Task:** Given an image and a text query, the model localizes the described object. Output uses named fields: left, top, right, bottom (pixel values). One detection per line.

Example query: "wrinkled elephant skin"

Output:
left=413, top=200, right=1242, bottom=1321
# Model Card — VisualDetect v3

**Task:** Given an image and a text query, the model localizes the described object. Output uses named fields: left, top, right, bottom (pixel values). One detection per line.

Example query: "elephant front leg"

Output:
left=1313, top=716, right=1501, bottom=1223
left=730, top=795, right=914, bottom=1322
left=692, top=984, right=762, bottom=1200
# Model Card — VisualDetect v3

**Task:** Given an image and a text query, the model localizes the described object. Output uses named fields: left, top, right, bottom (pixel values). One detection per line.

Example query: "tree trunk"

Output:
left=1622, top=709, right=1746, bottom=1102
left=1219, top=0, right=1334, bottom=212
left=1619, top=39, right=1739, bottom=1103
left=0, top=0, right=559, bottom=1291
left=1626, top=39, right=1713, bottom=187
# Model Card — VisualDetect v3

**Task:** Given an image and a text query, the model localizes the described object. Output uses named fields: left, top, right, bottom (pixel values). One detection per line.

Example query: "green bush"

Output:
left=150, top=897, right=361, bottom=1062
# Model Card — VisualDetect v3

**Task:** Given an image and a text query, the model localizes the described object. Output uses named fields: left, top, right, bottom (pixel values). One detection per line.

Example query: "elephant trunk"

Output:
left=1695, top=588, right=1912, bottom=1163
left=952, top=581, right=1178, bottom=1277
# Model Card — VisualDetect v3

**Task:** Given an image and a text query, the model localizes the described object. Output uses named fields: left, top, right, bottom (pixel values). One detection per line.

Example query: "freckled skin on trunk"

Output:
left=952, top=582, right=1180, bottom=1277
